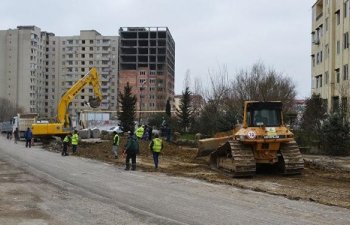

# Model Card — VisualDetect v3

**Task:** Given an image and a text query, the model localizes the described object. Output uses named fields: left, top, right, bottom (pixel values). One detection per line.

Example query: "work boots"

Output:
left=125, top=163, right=130, bottom=171
left=131, top=163, right=136, bottom=171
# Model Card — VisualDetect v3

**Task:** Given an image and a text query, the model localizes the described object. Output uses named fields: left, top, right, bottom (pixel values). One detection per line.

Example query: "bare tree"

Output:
left=232, top=62, right=296, bottom=111
left=0, top=98, right=23, bottom=122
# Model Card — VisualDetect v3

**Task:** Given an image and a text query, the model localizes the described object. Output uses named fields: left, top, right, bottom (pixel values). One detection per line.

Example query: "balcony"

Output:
left=316, top=12, right=323, bottom=21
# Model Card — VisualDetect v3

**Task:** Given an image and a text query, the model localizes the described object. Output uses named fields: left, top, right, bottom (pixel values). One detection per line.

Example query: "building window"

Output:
left=90, top=40, right=93, bottom=44
left=325, top=71, right=329, bottom=84
left=140, top=71, right=146, bottom=75
left=324, top=45, right=328, bottom=59
left=344, top=32, right=349, bottom=49
left=336, top=68, right=340, bottom=83
left=343, top=64, right=349, bottom=80
left=336, top=10, right=341, bottom=25
left=316, top=75, right=323, bottom=88
left=333, top=96, right=339, bottom=111
left=337, top=41, right=340, bottom=54
left=325, top=17, right=329, bottom=31
left=345, top=0, right=350, bottom=18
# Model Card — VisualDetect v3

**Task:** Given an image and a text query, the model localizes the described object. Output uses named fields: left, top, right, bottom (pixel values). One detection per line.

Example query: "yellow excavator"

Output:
left=32, top=67, right=103, bottom=138
left=197, top=101, right=304, bottom=177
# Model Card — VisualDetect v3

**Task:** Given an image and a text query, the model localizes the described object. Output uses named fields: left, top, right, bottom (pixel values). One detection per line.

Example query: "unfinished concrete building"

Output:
left=118, top=27, right=175, bottom=121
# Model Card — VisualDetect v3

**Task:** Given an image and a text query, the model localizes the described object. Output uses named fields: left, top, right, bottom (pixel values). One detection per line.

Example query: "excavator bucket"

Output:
left=89, top=97, right=101, bottom=108
left=196, top=136, right=232, bottom=157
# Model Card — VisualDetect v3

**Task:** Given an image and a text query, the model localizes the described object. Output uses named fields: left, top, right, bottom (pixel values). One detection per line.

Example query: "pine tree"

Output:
left=176, top=87, right=192, bottom=132
left=321, top=110, right=350, bottom=156
left=118, top=83, right=137, bottom=133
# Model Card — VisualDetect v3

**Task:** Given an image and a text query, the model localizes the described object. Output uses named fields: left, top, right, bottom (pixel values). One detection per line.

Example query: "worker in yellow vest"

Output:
left=112, top=131, right=120, bottom=159
left=71, top=130, right=79, bottom=154
left=149, top=134, right=163, bottom=169
left=135, top=125, right=144, bottom=139
left=62, top=134, right=71, bottom=156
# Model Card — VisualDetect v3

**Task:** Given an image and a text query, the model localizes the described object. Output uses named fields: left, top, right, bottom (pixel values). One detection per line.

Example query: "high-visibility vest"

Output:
left=152, top=138, right=162, bottom=153
left=135, top=127, right=144, bottom=138
left=63, top=136, right=70, bottom=143
left=113, top=134, right=120, bottom=145
left=71, top=134, right=79, bottom=145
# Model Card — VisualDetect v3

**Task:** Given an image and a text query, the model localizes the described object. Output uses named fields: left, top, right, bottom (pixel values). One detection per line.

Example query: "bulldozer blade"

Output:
left=89, top=97, right=101, bottom=108
left=196, top=136, right=232, bottom=158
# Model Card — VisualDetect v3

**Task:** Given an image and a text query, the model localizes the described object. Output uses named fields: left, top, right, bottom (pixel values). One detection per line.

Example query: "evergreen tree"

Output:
left=321, top=111, right=350, bottom=156
left=165, top=99, right=171, bottom=118
left=176, top=87, right=192, bottom=132
left=299, top=93, right=327, bottom=145
left=118, top=83, right=137, bottom=133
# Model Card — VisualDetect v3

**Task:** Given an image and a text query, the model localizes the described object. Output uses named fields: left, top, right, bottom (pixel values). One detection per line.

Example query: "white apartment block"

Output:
left=312, top=0, right=350, bottom=112
left=0, top=26, right=118, bottom=122
left=0, top=26, right=47, bottom=115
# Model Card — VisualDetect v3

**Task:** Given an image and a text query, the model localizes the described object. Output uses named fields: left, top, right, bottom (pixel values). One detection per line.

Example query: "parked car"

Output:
left=106, top=126, right=123, bottom=134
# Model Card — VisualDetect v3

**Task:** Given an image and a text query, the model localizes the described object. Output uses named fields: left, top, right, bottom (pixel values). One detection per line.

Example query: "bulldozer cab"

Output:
left=244, top=101, right=282, bottom=128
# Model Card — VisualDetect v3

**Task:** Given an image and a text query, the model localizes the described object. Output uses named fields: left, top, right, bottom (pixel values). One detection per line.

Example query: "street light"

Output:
left=139, top=80, right=146, bottom=123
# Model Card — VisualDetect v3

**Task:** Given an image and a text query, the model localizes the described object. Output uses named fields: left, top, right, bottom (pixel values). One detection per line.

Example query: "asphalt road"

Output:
left=0, top=136, right=349, bottom=225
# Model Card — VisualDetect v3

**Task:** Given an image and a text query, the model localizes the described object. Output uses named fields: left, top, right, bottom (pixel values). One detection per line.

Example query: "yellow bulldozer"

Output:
left=197, top=101, right=304, bottom=177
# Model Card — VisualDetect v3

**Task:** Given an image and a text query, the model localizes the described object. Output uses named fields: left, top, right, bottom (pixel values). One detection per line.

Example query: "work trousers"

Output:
left=112, top=145, right=119, bottom=157
left=152, top=152, right=160, bottom=169
left=25, top=139, right=32, bottom=148
left=72, top=144, right=77, bottom=153
left=62, top=142, right=69, bottom=156
left=125, top=152, right=136, bottom=170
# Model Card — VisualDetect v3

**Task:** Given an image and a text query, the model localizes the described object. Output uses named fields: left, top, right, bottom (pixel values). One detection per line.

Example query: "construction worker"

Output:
left=124, top=131, right=139, bottom=171
left=62, top=134, right=71, bottom=156
left=24, top=127, right=32, bottom=148
left=135, top=124, right=144, bottom=139
left=149, top=134, right=163, bottom=169
left=13, top=127, right=19, bottom=144
left=112, top=131, right=120, bottom=159
left=71, top=130, right=79, bottom=154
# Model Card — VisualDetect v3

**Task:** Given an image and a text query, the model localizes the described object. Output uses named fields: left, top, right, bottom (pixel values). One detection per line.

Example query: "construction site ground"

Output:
left=43, top=136, right=350, bottom=209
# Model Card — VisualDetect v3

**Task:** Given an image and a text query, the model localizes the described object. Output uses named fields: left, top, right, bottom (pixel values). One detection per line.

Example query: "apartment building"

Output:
left=311, top=0, right=350, bottom=112
left=0, top=26, right=118, bottom=122
left=49, top=30, right=118, bottom=120
left=0, top=26, right=47, bottom=115
left=118, top=27, right=175, bottom=120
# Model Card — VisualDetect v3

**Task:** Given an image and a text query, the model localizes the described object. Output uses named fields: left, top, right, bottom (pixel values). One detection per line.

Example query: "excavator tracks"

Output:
left=210, top=140, right=256, bottom=177
left=279, top=140, right=304, bottom=175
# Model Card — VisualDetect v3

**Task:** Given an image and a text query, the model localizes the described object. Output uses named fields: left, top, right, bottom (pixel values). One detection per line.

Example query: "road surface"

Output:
left=0, top=136, right=349, bottom=225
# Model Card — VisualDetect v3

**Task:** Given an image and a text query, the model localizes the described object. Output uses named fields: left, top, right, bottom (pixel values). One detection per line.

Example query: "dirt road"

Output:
left=1, top=136, right=350, bottom=225
left=69, top=137, right=350, bottom=209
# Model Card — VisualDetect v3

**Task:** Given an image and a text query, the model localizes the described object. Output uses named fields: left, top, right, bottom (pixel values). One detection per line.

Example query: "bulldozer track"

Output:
left=279, top=141, right=304, bottom=175
left=210, top=140, right=256, bottom=177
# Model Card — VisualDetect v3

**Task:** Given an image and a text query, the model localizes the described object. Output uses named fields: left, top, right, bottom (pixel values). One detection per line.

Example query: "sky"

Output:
left=0, top=0, right=315, bottom=98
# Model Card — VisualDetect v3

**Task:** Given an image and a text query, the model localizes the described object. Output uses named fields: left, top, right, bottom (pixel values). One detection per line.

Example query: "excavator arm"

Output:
left=57, top=67, right=103, bottom=127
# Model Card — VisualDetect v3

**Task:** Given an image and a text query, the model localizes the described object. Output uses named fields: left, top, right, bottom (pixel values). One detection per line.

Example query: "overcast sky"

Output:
left=0, top=0, right=315, bottom=98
